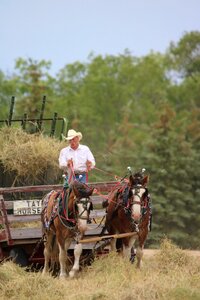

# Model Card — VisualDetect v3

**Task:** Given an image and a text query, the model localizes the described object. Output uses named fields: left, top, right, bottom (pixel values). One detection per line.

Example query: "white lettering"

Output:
left=14, top=200, right=42, bottom=215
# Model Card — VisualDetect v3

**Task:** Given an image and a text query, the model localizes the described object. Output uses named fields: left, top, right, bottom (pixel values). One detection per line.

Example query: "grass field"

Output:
left=0, top=239, right=200, bottom=300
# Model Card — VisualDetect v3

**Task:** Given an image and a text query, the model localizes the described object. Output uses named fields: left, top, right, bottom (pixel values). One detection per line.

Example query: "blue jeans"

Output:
left=63, top=173, right=87, bottom=187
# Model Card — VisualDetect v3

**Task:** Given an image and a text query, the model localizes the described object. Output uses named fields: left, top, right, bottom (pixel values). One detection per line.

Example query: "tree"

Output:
left=167, top=31, right=200, bottom=81
left=144, top=105, right=200, bottom=248
left=14, top=58, right=54, bottom=118
left=0, top=71, right=17, bottom=121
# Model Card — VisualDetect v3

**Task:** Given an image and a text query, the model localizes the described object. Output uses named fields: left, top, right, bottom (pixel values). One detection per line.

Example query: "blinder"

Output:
left=122, top=185, right=149, bottom=226
left=75, top=197, right=93, bottom=222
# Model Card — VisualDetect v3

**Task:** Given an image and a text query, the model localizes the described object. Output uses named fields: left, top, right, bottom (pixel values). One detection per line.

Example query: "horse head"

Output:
left=70, top=180, right=94, bottom=199
left=128, top=171, right=149, bottom=227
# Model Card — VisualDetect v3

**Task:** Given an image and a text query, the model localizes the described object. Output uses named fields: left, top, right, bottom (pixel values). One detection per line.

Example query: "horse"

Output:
left=103, top=170, right=152, bottom=268
left=41, top=180, right=94, bottom=278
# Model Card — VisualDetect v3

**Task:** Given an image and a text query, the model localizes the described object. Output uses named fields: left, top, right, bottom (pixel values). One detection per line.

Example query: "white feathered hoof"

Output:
left=69, top=268, right=78, bottom=278
left=59, top=274, right=67, bottom=280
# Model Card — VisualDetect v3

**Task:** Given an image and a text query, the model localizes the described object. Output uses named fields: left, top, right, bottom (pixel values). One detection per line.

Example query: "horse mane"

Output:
left=70, top=181, right=94, bottom=199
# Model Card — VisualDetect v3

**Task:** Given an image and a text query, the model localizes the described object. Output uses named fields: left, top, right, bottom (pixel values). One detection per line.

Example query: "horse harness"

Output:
left=42, top=188, right=93, bottom=232
left=113, top=184, right=151, bottom=231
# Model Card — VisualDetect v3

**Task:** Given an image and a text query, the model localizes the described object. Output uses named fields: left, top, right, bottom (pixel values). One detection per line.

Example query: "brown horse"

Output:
left=103, top=170, right=152, bottom=268
left=41, top=180, right=94, bottom=278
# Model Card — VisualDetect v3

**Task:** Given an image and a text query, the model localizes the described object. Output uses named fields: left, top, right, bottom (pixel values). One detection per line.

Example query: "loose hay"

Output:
left=0, top=127, right=65, bottom=185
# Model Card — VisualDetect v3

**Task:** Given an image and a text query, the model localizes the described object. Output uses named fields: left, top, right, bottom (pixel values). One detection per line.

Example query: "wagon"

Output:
left=0, top=182, right=122, bottom=267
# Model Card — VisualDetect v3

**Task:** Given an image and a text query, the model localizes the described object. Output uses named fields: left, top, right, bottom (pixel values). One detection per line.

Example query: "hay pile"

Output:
left=0, top=127, right=65, bottom=186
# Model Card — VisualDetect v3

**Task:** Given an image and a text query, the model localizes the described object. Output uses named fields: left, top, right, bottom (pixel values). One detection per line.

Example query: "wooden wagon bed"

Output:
left=0, top=181, right=123, bottom=265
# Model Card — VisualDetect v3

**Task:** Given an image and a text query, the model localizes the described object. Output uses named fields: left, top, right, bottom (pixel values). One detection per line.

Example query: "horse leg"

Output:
left=58, top=238, right=72, bottom=279
left=69, top=242, right=83, bottom=278
left=122, top=236, right=137, bottom=259
left=136, top=230, right=148, bottom=268
left=67, top=201, right=89, bottom=278
left=42, top=231, right=54, bottom=275
left=110, top=238, right=117, bottom=252
left=135, top=244, right=144, bottom=269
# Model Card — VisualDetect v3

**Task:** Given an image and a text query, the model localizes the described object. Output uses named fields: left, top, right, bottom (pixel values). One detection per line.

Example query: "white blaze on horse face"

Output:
left=131, top=187, right=145, bottom=222
left=77, top=200, right=88, bottom=233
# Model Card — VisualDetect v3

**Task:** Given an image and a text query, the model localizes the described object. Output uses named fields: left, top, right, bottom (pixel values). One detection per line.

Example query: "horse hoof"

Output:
left=41, top=270, right=48, bottom=276
left=69, top=269, right=78, bottom=278
left=59, top=273, right=67, bottom=279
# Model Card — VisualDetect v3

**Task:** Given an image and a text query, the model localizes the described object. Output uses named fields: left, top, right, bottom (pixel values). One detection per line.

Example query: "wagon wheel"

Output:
left=80, top=250, right=95, bottom=266
left=9, top=247, right=28, bottom=267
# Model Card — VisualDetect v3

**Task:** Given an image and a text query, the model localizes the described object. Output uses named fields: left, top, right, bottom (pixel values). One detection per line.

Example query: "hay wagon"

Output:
left=0, top=182, right=122, bottom=267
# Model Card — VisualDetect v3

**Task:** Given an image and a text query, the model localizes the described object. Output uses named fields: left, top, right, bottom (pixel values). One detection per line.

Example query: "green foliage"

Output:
left=14, top=58, right=54, bottom=121
left=144, top=105, right=200, bottom=248
left=0, top=71, right=17, bottom=120
left=168, top=31, right=200, bottom=80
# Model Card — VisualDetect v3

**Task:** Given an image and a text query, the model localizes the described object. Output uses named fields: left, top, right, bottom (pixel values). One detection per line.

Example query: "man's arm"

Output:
left=58, top=148, right=68, bottom=170
left=86, top=147, right=95, bottom=171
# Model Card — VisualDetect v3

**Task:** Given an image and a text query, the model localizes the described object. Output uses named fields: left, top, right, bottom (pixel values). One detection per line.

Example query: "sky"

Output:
left=1, top=0, right=200, bottom=76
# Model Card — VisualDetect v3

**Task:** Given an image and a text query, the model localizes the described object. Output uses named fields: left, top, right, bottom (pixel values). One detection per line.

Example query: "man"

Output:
left=59, top=129, right=95, bottom=185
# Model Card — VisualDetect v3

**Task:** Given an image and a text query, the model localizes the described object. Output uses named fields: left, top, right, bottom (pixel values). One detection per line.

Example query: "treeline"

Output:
left=0, top=31, right=200, bottom=249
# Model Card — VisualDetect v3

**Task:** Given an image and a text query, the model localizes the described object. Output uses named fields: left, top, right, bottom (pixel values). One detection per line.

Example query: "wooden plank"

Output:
left=7, top=215, right=41, bottom=223
left=0, top=184, right=62, bottom=194
left=0, top=201, right=13, bottom=210
left=80, top=232, right=138, bottom=243
left=0, top=230, right=7, bottom=242
left=10, top=228, right=42, bottom=240
left=5, top=209, right=105, bottom=223
left=9, top=223, right=105, bottom=242
left=2, top=195, right=105, bottom=211
left=0, top=181, right=122, bottom=195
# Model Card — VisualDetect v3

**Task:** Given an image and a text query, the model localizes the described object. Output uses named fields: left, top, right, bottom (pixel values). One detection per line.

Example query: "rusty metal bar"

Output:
left=8, top=96, right=15, bottom=126
left=0, top=117, right=66, bottom=123
left=21, top=113, right=27, bottom=130
left=0, top=196, right=14, bottom=246
left=50, top=112, right=57, bottom=137
left=60, top=117, right=68, bottom=140
left=37, top=95, right=46, bottom=132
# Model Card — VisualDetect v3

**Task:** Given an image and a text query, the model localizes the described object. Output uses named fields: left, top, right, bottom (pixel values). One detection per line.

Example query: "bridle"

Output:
left=122, top=184, right=148, bottom=231
left=75, top=197, right=93, bottom=221
left=55, top=183, right=93, bottom=229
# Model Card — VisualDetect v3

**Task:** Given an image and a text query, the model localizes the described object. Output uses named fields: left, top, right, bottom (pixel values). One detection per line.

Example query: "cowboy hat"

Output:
left=65, top=129, right=82, bottom=141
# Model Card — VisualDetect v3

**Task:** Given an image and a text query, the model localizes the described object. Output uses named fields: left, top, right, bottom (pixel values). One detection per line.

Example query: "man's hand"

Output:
left=86, top=160, right=92, bottom=171
left=67, top=158, right=73, bottom=168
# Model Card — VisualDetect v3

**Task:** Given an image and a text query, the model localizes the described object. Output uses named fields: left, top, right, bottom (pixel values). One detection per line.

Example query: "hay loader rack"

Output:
left=0, top=96, right=68, bottom=140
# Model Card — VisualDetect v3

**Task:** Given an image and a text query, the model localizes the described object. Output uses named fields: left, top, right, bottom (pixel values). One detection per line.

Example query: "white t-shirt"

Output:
left=58, top=144, right=95, bottom=172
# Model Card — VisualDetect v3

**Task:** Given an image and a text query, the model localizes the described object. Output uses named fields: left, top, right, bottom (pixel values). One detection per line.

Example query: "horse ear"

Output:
left=129, top=175, right=134, bottom=186
left=142, top=175, right=149, bottom=186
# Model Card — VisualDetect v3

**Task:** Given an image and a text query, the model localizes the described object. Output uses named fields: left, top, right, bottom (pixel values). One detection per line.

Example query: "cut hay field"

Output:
left=144, top=248, right=200, bottom=257
left=0, top=240, right=200, bottom=300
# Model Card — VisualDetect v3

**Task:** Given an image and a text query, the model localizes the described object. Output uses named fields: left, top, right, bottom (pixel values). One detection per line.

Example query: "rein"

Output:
left=113, top=185, right=149, bottom=217
left=75, top=197, right=92, bottom=221
left=57, top=185, right=93, bottom=229
left=92, top=167, right=130, bottom=201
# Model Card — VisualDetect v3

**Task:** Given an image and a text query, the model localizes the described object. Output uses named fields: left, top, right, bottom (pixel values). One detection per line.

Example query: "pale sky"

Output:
left=1, top=0, right=200, bottom=76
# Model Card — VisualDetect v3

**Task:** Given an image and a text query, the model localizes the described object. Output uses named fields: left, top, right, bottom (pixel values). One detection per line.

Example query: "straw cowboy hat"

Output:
left=65, top=129, right=82, bottom=141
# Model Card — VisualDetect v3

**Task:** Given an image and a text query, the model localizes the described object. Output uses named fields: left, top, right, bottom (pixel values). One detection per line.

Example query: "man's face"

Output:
left=69, top=136, right=79, bottom=150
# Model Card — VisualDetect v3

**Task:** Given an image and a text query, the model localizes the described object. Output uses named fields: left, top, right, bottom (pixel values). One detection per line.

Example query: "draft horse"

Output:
left=103, top=170, right=152, bottom=268
left=41, top=180, right=94, bottom=278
